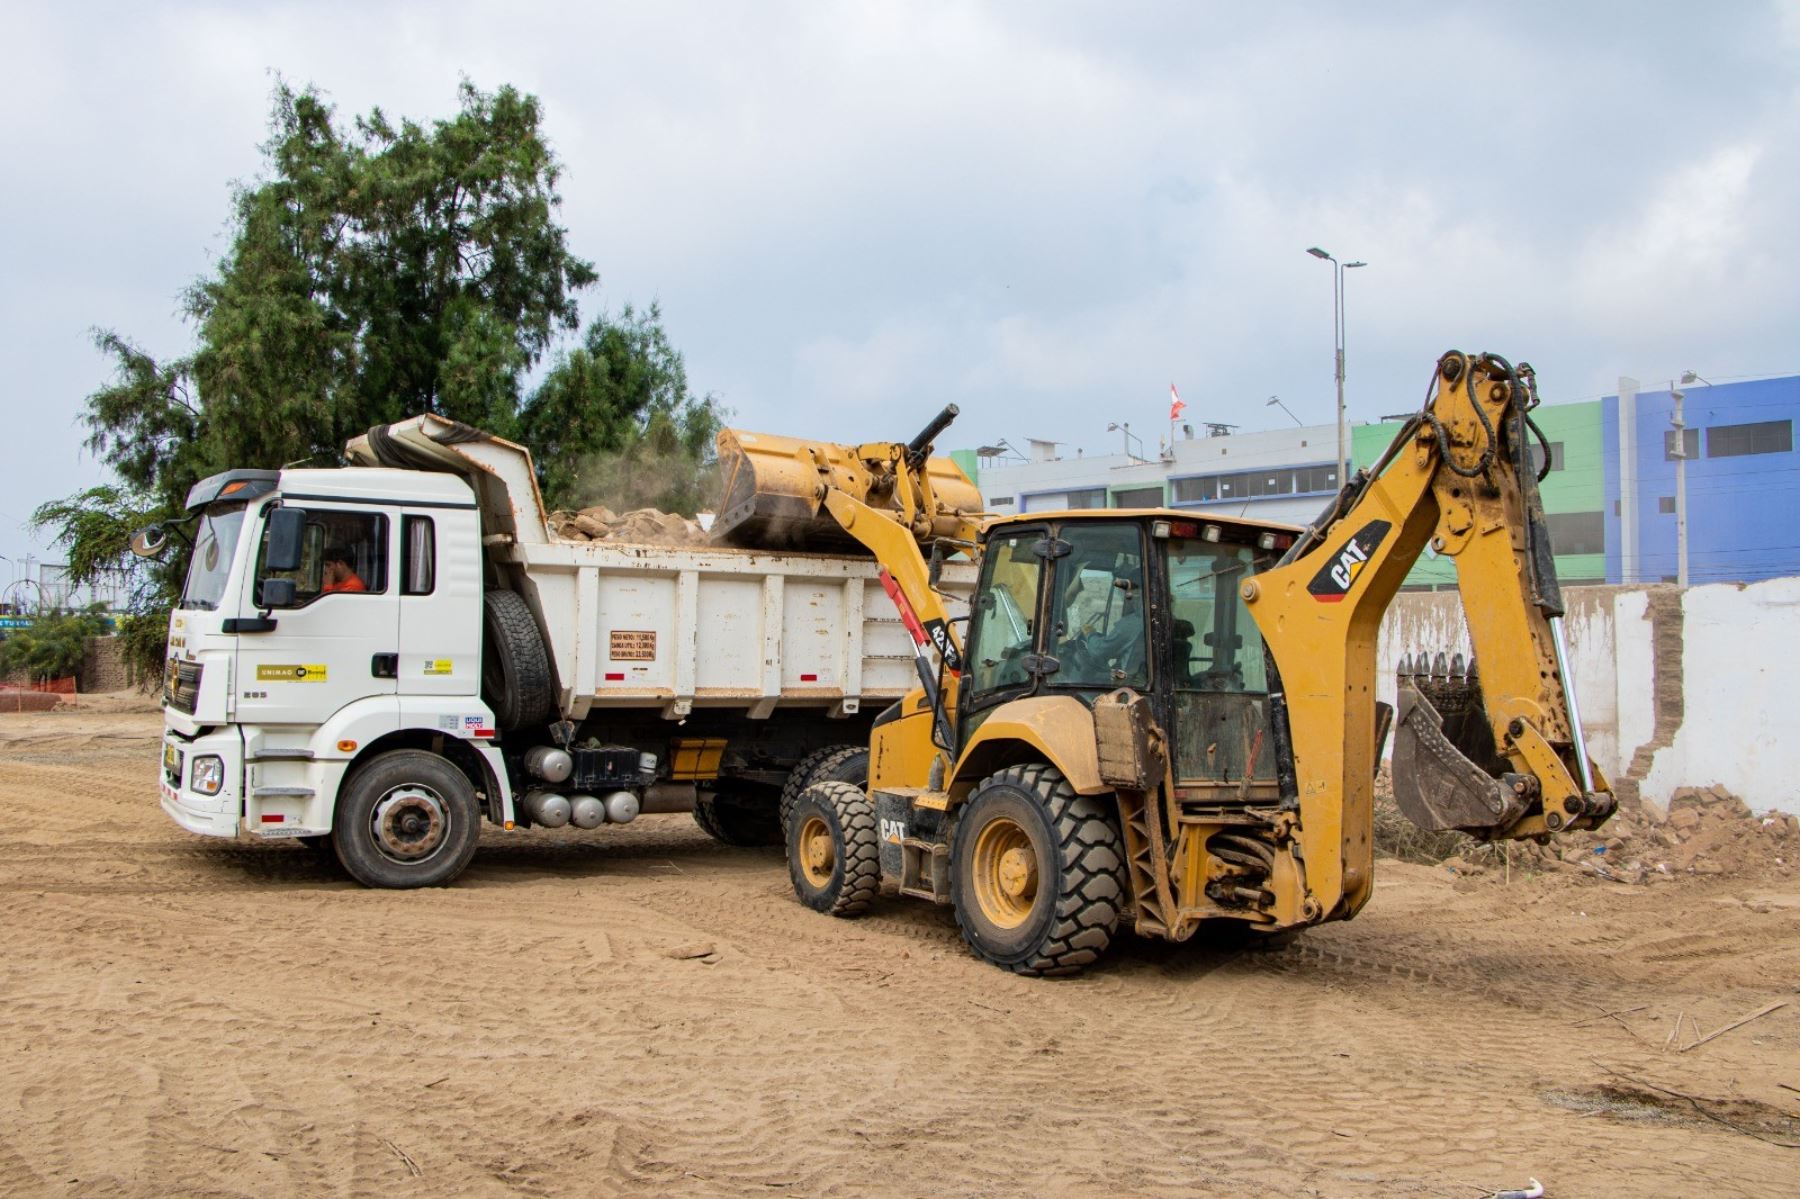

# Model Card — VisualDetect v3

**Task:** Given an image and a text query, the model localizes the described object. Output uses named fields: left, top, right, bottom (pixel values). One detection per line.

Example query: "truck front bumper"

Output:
left=159, top=723, right=243, bottom=839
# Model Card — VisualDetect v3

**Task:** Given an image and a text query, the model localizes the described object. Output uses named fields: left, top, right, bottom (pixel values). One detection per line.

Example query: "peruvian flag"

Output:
left=1169, top=383, right=1186, bottom=421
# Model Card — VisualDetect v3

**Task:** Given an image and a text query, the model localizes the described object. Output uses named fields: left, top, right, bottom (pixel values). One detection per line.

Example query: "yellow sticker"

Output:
left=257, top=663, right=329, bottom=682
left=424, top=659, right=454, bottom=675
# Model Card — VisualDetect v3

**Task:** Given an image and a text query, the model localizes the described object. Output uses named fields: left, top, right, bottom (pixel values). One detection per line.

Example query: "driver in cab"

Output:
left=320, top=544, right=367, bottom=594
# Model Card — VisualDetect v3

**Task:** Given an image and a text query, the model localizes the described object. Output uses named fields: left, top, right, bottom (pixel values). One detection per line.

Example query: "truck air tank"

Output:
left=602, top=790, right=640, bottom=825
left=524, top=746, right=574, bottom=783
left=523, top=789, right=571, bottom=828
left=568, top=794, right=606, bottom=829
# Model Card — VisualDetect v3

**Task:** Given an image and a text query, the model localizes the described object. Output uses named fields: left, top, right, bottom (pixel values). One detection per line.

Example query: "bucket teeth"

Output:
left=1390, top=647, right=1522, bottom=835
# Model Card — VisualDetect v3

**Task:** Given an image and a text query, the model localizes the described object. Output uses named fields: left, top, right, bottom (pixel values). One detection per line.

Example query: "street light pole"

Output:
left=1307, top=248, right=1366, bottom=488
left=1672, top=371, right=1711, bottom=589
left=1265, top=395, right=1302, bottom=427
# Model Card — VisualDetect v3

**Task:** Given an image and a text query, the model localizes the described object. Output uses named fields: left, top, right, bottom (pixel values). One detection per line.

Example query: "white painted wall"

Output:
left=1372, top=578, right=1798, bottom=815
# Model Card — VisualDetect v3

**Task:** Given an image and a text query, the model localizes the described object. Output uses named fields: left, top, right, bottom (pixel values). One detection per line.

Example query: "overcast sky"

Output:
left=6, top=1, right=1800, bottom=576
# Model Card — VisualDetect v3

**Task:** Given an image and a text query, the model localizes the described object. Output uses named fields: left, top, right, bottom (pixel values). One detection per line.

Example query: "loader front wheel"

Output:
left=951, top=764, right=1127, bottom=977
left=786, top=781, right=880, bottom=916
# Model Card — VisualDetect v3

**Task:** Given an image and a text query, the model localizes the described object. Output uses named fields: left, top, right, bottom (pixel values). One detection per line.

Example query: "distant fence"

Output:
left=0, top=677, right=73, bottom=712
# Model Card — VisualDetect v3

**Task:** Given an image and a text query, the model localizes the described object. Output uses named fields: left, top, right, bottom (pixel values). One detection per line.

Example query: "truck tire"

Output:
left=693, top=788, right=782, bottom=847
left=779, top=744, right=870, bottom=836
left=331, top=750, right=482, bottom=889
left=950, top=764, right=1127, bottom=977
left=482, top=589, right=554, bottom=732
left=787, top=781, right=880, bottom=916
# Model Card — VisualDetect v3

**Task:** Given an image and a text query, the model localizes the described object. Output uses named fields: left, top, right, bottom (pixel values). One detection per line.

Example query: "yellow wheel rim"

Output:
left=971, top=816, right=1039, bottom=929
left=798, top=815, right=836, bottom=888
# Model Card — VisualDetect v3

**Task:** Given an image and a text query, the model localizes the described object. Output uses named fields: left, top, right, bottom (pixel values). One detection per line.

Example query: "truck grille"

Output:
left=165, top=660, right=203, bottom=715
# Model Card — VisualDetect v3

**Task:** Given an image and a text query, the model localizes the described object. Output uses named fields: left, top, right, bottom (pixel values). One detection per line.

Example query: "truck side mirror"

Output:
left=128, top=526, right=168, bottom=559
left=264, top=507, right=306, bottom=572
left=257, top=578, right=297, bottom=609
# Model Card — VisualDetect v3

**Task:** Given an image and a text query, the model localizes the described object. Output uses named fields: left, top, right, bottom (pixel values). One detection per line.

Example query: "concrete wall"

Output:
left=1374, top=578, right=1797, bottom=815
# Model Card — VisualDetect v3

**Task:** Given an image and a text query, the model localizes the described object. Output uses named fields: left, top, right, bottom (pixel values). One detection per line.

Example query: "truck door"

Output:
left=233, top=502, right=400, bottom=725
left=395, top=508, right=483, bottom=704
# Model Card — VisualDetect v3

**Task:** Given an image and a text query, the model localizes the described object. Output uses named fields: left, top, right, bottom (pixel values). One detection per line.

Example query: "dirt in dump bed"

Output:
left=4, top=703, right=1798, bottom=1196
left=548, top=504, right=709, bottom=547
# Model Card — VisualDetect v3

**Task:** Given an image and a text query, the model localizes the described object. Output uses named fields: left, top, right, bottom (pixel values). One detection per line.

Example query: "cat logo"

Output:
left=879, top=818, right=907, bottom=844
left=1305, top=520, right=1392, bottom=603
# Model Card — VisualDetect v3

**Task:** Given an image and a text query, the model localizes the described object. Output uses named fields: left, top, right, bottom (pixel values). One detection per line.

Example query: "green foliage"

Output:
left=522, top=303, right=726, bottom=514
left=114, top=609, right=173, bottom=687
left=46, top=77, right=641, bottom=610
left=0, top=607, right=109, bottom=683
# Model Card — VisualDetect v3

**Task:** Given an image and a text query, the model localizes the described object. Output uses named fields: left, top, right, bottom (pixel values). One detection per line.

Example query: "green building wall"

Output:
left=1351, top=399, right=1606, bottom=589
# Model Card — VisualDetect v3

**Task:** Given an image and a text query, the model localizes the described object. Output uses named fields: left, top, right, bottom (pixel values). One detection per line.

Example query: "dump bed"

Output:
left=508, top=538, right=973, bottom=720
left=344, top=414, right=974, bottom=722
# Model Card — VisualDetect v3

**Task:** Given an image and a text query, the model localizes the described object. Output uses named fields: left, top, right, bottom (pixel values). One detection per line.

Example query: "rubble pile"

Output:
left=1375, top=769, right=1797, bottom=883
left=549, top=505, right=709, bottom=547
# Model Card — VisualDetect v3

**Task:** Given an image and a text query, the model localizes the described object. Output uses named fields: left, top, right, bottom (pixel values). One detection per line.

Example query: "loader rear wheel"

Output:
left=482, top=589, right=554, bottom=732
left=693, top=788, right=782, bottom=847
left=787, top=781, right=880, bottom=916
left=779, top=744, right=870, bottom=836
left=951, top=764, right=1127, bottom=977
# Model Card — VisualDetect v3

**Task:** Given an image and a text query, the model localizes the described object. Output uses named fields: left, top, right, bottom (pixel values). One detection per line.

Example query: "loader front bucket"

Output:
left=711, top=426, right=984, bottom=553
left=1390, top=653, right=1528, bottom=835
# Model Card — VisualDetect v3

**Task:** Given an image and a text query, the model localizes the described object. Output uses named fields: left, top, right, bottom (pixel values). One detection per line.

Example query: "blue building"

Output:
left=1604, top=375, right=1800, bottom=584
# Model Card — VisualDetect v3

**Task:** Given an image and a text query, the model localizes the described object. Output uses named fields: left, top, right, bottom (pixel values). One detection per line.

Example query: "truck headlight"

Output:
left=191, top=755, right=225, bottom=796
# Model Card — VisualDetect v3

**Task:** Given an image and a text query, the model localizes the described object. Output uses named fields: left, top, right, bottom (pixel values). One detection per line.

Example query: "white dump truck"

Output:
left=150, top=414, right=975, bottom=887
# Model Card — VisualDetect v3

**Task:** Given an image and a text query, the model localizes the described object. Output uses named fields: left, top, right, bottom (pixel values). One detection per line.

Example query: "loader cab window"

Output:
left=1165, top=540, right=1266, bottom=693
left=967, top=530, right=1043, bottom=698
left=254, top=508, right=389, bottom=606
left=1048, top=523, right=1148, bottom=690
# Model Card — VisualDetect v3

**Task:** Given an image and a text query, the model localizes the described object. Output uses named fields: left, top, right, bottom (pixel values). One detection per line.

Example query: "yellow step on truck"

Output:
left=715, top=352, right=1615, bottom=976
left=141, top=415, right=975, bottom=888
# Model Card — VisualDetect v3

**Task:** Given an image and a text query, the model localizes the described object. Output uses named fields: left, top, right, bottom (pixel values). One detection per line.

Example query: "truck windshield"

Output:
left=180, top=504, right=248, bottom=611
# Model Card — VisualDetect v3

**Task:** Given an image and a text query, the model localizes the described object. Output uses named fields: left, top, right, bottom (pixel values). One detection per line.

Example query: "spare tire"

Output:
left=482, top=589, right=554, bottom=731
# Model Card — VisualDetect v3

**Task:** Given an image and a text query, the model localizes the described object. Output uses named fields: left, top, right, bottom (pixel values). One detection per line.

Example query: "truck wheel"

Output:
left=693, top=789, right=782, bottom=847
left=482, top=589, right=554, bottom=731
left=331, top=750, right=481, bottom=889
left=787, top=781, right=880, bottom=916
left=779, top=744, right=870, bottom=836
left=950, top=764, right=1127, bottom=977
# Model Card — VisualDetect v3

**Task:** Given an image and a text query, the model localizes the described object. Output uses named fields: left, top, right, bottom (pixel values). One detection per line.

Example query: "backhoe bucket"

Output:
left=1390, top=653, right=1528, bottom=835
left=711, top=427, right=983, bottom=553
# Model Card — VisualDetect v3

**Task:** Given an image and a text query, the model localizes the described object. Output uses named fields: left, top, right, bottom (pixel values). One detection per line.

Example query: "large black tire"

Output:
left=787, top=781, right=880, bottom=916
left=693, top=788, right=783, bottom=847
left=482, top=589, right=554, bottom=732
left=778, top=744, right=870, bottom=836
left=950, top=764, right=1127, bottom=977
left=331, top=750, right=482, bottom=889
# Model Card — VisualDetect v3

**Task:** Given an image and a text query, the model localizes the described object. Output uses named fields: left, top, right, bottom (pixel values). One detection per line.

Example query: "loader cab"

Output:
left=961, top=511, right=1297, bottom=797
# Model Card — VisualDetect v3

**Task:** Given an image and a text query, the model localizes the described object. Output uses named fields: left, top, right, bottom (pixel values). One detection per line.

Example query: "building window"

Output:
left=1065, top=488, right=1106, bottom=509
left=1544, top=511, right=1605, bottom=556
left=1663, top=429, right=1699, bottom=460
left=1170, top=464, right=1337, bottom=506
left=1706, top=419, right=1792, bottom=458
left=1657, top=496, right=1675, bottom=515
left=1112, top=485, right=1164, bottom=509
left=1529, top=441, right=1564, bottom=473
left=986, top=495, right=1015, bottom=509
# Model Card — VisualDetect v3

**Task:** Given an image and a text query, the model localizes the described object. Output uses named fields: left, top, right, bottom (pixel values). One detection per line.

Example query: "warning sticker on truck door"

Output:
left=609, top=631, right=657, bottom=660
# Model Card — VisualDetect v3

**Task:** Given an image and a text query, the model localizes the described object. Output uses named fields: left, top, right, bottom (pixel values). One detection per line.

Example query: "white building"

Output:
left=970, top=421, right=1346, bottom=529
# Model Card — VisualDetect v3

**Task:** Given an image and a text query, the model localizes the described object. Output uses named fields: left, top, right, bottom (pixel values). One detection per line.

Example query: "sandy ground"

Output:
left=1, top=703, right=1797, bottom=1198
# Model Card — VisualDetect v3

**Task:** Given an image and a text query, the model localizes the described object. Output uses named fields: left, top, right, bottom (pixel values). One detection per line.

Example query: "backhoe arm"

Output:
left=1242, top=351, right=1613, bottom=916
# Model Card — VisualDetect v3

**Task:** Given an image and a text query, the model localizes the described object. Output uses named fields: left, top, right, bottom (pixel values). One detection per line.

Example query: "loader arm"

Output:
left=1242, top=351, right=1613, bottom=918
left=712, top=405, right=988, bottom=746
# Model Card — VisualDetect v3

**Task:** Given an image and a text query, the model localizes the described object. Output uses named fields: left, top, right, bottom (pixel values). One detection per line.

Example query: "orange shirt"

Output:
left=322, top=573, right=367, bottom=594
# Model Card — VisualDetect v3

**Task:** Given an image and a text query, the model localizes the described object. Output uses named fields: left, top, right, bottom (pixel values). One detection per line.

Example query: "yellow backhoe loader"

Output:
left=712, top=351, right=1614, bottom=975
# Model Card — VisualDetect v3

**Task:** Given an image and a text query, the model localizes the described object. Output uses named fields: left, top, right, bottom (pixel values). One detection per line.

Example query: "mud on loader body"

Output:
left=714, top=353, right=1615, bottom=976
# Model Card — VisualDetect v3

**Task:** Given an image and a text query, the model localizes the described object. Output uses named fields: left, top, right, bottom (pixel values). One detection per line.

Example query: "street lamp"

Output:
left=1668, top=370, right=1711, bottom=588
left=1106, top=422, right=1144, bottom=459
left=1265, top=395, right=1302, bottom=427
left=1306, top=247, right=1367, bottom=488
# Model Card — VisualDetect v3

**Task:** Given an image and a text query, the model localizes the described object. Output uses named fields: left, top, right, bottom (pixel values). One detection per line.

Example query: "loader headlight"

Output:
left=191, top=755, right=224, bottom=796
